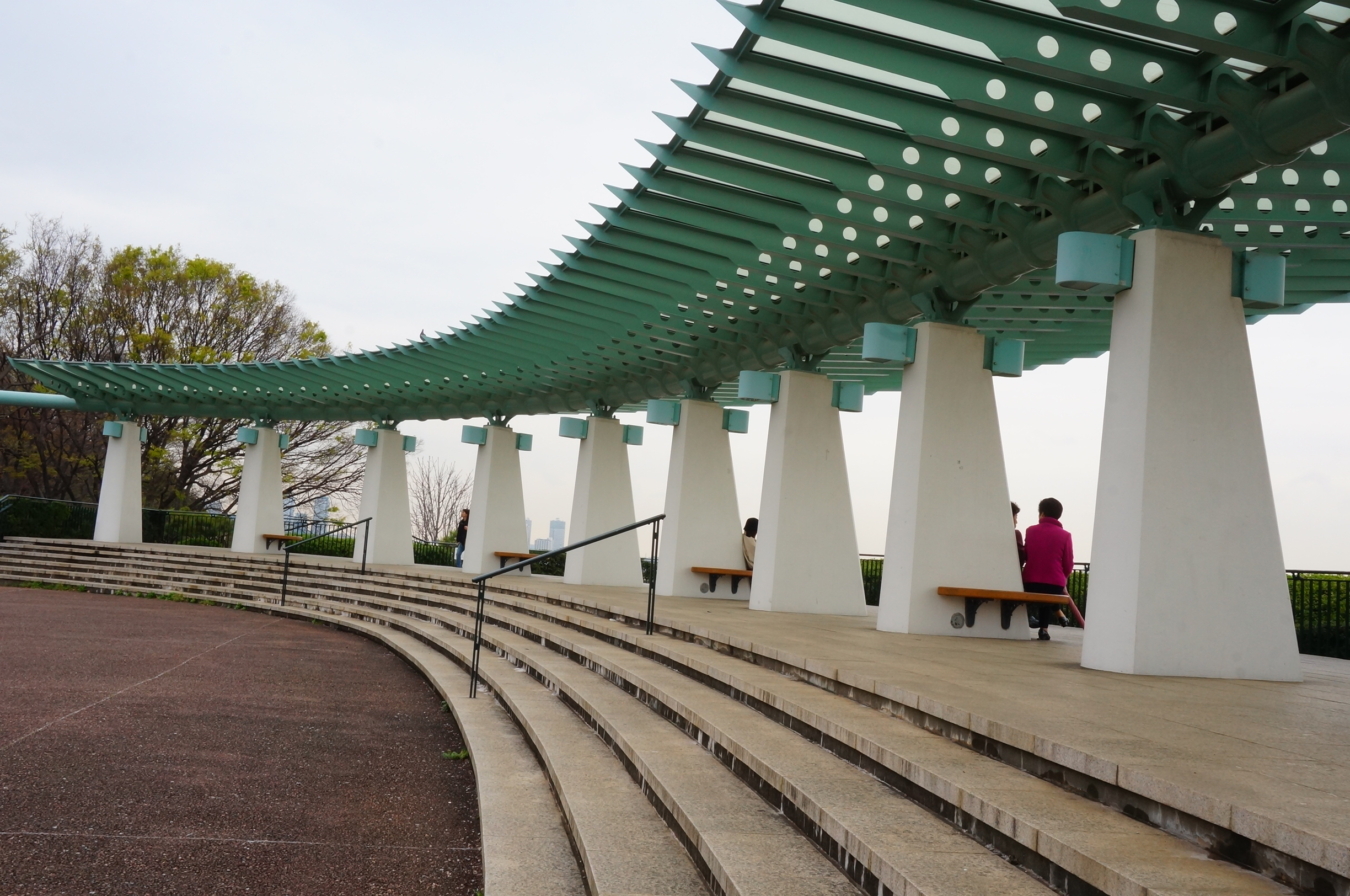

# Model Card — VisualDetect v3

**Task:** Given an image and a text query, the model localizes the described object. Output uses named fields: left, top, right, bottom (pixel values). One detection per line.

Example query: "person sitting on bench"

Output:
left=742, top=517, right=758, bottom=570
left=1022, top=497, right=1074, bottom=642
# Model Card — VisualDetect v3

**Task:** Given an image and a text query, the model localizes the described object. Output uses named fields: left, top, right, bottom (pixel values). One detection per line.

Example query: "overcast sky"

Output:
left=4, top=1, right=1350, bottom=566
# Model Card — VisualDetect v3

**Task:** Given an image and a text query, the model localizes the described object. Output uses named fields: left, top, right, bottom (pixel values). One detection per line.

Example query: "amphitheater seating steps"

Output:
left=0, top=538, right=1323, bottom=896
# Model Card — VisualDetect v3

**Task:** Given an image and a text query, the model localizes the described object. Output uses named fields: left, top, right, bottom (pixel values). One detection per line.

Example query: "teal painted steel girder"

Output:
left=9, top=0, right=1350, bottom=422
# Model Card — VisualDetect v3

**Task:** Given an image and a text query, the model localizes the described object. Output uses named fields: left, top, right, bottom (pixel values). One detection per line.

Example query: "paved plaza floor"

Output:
left=0, top=587, right=482, bottom=896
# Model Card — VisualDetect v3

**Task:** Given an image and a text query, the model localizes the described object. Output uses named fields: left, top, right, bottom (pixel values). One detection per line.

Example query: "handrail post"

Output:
left=361, top=519, right=370, bottom=574
left=646, top=518, right=660, bottom=636
left=469, top=579, right=486, bottom=698
left=280, top=551, right=291, bottom=607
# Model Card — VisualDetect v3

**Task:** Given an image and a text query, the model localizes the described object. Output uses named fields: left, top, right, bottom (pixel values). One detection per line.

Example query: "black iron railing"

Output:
left=279, top=517, right=371, bottom=606
left=468, top=514, right=663, bottom=698
left=0, top=495, right=98, bottom=539
left=143, top=508, right=234, bottom=548
left=1287, top=570, right=1350, bottom=659
left=413, top=538, right=458, bottom=568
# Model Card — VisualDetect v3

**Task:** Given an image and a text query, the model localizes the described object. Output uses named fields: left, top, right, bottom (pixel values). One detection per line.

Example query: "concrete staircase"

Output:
left=0, top=537, right=1314, bottom=896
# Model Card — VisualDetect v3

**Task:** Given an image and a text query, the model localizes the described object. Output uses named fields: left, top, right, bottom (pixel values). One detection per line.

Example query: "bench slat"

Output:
left=937, top=586, right=1074, bottom=606
left=691, top=566, right=753, bottom=576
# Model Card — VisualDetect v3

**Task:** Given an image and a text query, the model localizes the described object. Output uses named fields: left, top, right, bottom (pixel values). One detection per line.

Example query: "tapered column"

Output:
left=563, top=416, right=643, bottom=587
left=231, top=425, right=285, bottom=554
left=93, top=420, right=143, bottom=544
left=750, top=370, right=866, bottom=615
left=876, top=323, right=1027, bottom=638
left=655, top=400, right=744, bottom=598
left=463, top=425, right=529, bottom=576
left=1082, top=228, right=1301, bottom=680
left=355, top=426, right=414, bottom=566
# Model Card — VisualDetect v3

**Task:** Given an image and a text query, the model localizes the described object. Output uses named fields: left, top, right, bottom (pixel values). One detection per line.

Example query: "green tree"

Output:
left=0, top=216, right=363, bottom=511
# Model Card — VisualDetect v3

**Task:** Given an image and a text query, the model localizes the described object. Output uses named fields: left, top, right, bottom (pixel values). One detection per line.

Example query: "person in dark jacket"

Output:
left=1022, top=497, right=1073, bottom=641
left=454, top=508, right=469, bottom=568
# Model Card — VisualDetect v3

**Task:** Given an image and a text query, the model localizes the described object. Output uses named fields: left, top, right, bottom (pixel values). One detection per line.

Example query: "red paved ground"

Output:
left=0, top=587, right=482, bottom=896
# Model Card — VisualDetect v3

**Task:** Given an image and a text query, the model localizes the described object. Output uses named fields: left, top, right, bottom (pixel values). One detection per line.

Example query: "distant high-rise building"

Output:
left=525, top=519, right=533, bottom=545
left=549, top=519, right=566, bottom=550
left=532, top=538, right=552, bottom=551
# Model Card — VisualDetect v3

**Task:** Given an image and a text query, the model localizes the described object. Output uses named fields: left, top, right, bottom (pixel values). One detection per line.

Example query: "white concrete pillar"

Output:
left=749, top=370, right=866, bottom=615
left=355, top=427, right=415, bottom=567
left=1082, top=228, right=1301, bottom=680
left=655, top=399, right=744, bottom=598
left=563, top=416, right=644, bottom=587
left=231, top=425, right=285, bottom=554
left=875, top=323, right=1028, bottom=638
left=463, top=425, right=529, bottom=576
left=93, top=420, right=143, bottom=544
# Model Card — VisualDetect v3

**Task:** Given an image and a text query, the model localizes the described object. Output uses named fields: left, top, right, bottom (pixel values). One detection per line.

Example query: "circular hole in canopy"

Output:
left=843, top=226, right=858, bottom=240
left=1035, top=91, right=1054, bottom=112
left=1030, top=138, right=1049, bottom=156
left=1082, top=103, right=1103, bottom=122
left=1282, top=169, right=1299, bottom=186
left=876, top=234, right=891, bottom=248
left=944, top=157, right=961, bottom=175
left=782, top=236, right=797, bottom=249
left=809, top=218, right=824, bottom=232
left=1143, top=62, right=1164, bottom=83
left=815, top=244, right=829, bottom=257
left=902, top=147, right=921, bottom=165
left=1156, top=0, right=1179, bottom=23
left=906, top=184, right=923, bottom=201
left=986, top=128, right=1004, bottom=148
left=873, top=206, right=889, bottom=223
left=1090, top=49, right=1112, bottom=71
left=1326, top=170, right=1342, bottom=187
left=868, top=174, right=885, bottom=190
left=985, top=167, right=1002, bottom=184
left=837, top=198, right=853, bottom=213
left=1037, top=35, right=1059, bottom=58
left=941, top=117, right=960, bottom=136
left=986, top=79, right=1006, bottom=100
left=908, top=215, right=924, bottom=230
left=1214, top=11, right=1237, bottom=34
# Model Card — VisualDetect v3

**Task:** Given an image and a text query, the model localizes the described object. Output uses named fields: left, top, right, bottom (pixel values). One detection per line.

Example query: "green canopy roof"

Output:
left=14, top=0, right=1350, bottom=422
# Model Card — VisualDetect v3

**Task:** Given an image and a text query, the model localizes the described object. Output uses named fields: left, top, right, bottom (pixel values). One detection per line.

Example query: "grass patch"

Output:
left=18, top=580, right=87, bottom=592
left=441, top=749, right=469, bottom=761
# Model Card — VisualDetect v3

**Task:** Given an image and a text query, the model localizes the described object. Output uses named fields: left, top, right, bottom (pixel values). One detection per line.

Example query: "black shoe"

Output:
left=1038, top=629, right=1050, bottom=641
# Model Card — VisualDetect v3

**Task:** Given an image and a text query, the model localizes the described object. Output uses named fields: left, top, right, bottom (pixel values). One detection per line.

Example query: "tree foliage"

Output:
left=408, top=456, right=472, bottom=543
left=0, top=216, right=363, bottom=511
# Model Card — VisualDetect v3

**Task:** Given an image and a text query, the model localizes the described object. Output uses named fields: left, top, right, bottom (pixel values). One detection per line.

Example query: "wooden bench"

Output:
left=494, top=551, right=535, bottom=569
left=692, top=566, right=752, bottom=595
left=263, top=533, right=304, bottom=551
left=936, top=586, right=1078, bottom=630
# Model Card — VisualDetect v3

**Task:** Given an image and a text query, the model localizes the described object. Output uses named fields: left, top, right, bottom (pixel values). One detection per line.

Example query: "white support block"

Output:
left=355, top=427, right=415, bottom=566
left=876, top=323, right=1027, bottom=638
left=231, top=426, right=285, bottom=554
left=1082, top=228, right=1301, bottom=681
left=93, top=422, right=143, bottom=544
left=655, top=399, right=744, bottom=598
left=750, top=370, right=866, bottom=615
left=564, top=416, right=644, bottom=587
left=462, top=425, right=529, bottom=576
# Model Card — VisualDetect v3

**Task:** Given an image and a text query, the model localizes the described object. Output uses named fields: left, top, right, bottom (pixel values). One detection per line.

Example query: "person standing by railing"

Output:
left=455, top=508, right=469, bottom=568
left=742, top=517, right=758, bottom=570
left=1022, top=497, right=1074, bottom=641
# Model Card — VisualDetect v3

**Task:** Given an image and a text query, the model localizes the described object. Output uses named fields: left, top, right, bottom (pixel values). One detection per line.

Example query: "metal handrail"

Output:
left=279, top=516, right=372, bottom=606
left=467, top=513, right=664, bottom=698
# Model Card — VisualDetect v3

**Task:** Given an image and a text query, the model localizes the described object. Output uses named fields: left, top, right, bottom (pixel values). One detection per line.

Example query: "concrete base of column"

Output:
left=1082, top=228, right=1301, bottom=681
left=876, top=323, right=1027, bottom=639
left=749, top=370, right=866, bottom=616
left=462, top=425, right=529, bottom=577
left=563, top=416, right=643, bottom=588
left=231, top=427, right=285, bottom=554
left=655, top=399, right=744, bottom=598
left=93, top=424, right=143, bottom=544
left=356, top=428, right=414, bottom=567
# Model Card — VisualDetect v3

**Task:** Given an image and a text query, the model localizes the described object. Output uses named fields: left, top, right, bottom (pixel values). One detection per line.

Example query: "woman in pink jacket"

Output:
left=1021, top=497, right=1073, bottom=641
